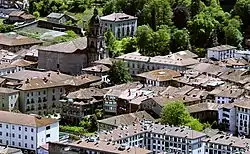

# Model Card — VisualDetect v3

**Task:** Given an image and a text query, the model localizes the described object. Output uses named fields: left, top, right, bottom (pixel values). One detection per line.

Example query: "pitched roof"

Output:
left=0, top=87, right=19, bottom=94
left=82, top=64, right=110, bottom=73
left=9, top=11, right=24, bottom=17
left=63, top=74, right=101, bottom=86
left=67, top=87, right=107, bottom=100
left=0, top=147, right=22, bottom=154
left=47, top=12, right=65, bottom=19
left=0, top=111, right=57, bottom=127
left=3, top=70, right=72, bottom=82
left=17, top=78, right=67, bottom=91
left=137, top=69, right=181, bottom=81
left=187, top=103, right=221, bottom=113
left=207, top=45, right=237, bottom=51
left=0, top=33, right=42, bottom=47
left=100, top=12, right=137, bottom=22
left=39, top=37, right=87, bottom=53
left=11, top=59, right=37, bottom=67
left=98, top=111, right=155, bottom=127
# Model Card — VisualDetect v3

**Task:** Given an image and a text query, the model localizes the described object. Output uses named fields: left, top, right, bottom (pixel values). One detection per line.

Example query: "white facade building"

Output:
left=207, top=45, right=237, bottom=60
left=0, top=111, right=59, bottom=153
left=218, top=104, right=236, bottom=133
left=116, top=52, right=199, bottom=76
left=99, top=121, right=207, bottom=154
left=100, top=12, right=137, bottom=39
left=0, top=63, right=24, bottom=76
left=0, top=87, right=19, bottom=112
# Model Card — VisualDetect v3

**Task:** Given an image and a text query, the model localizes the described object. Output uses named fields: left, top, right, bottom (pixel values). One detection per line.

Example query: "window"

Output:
left=25, top=135, right=27, bottom=139
left=19, top=134, right=21, bottom=139
left=12, top=141, right=15, bottom=146
left=52, top=89, right=55, bottom=93
left=25, top=127, right=27, bottom=131
left=19, top=127, right=21, bottom=131
left=46, top=134, right=50, bottom=138
left=46, top=126, right=50, bottom=130
left=60, top=88, right=63, bottom=93
left=12, top=126, right=14, bottom=130
left=19, top=142, right=21, bottom=146
left=6, top=140, right=8, bottom=145
left=31, top=144, right=34, bottom=148
left=0, top=124, right=2, bottom=128
left=31, top=128, right=33, bottom=132
left=31, top=136, right=33, bottom=141
left=12, top=134, right=14, bottom=137
left=0, top=140, right=2, bottom=143
left=25, top=143, right=27, bottom=148
left=6, top=133, right=8, bottom=136
left=6, top=125, right=8, bottom=129
left=27, top=93, right=29, bottom=97
left=0, top=132, right=2, bottom=136
left=43, top=91, right=46, bottom=95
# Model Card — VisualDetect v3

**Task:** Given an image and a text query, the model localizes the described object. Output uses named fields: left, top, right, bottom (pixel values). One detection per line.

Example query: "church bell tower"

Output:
left=87, top=8, right=108, bottom=65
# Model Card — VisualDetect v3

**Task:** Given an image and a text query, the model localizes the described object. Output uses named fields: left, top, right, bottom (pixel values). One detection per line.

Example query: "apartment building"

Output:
left=49, top=139, right=152, bottom=154
left=17, top=78, right=66, bottom=115
left=207, top=45, right=237, bottom=60
left=99, top=121, right=207, bottom=154
left=116, top=51, right=199, bottom=75
left=60, top=87, right=107, bottom=124
left=203, top=133, right=250, bottom=154
left=0, top=87, right=19, bottom=112
left=218, top=103, right=236, bottom=133
left=0, top=111, right=59, bottom=153
left=101, top=12, right=137, bottom=39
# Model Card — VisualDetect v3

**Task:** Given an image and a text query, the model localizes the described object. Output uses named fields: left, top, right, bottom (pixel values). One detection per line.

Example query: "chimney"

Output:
left=43, top=77, right=48, bottom=82
left=47, top=73, right=51, bottom=77
left=25, top=78, right=29, bottom=83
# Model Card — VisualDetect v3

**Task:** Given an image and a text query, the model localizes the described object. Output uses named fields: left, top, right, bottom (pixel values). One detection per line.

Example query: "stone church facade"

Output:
left=38, top=9, right=108, bottom=75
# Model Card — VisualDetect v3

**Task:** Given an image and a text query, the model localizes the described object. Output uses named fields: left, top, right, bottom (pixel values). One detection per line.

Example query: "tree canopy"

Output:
left=108, top=60, right=132, bottom=85
left=160, top=101, right=205, bottom=131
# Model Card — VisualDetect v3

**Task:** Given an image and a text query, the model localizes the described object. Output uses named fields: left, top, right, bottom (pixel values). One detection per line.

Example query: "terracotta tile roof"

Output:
left=100, top=13, right=137, bottom=22
left=67, top=87, right=107, bottom=100
left=0, top=110, right=57, bottom=127
left=63, top=74, right=101, bottom=86
left=11, top=59, right=37, bottom=67
left=17, top=78, right=67, bottom=91
left=0, top=33, right=42, bottom=47
left=137, top=69, right=181, bottom=81
left=98, top=111, right=155, bottom=127
left=39, top=37, right=87, bottom=53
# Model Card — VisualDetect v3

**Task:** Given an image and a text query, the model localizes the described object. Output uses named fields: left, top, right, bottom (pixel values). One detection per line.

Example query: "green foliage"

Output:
left=171, top=28, right=190, bottom=52
left=59, top=125, right=85, bottom=135
left=160, top=101, right=205, bottom=131
left=161, top=101, right=190, bottom=126
left=231, top=0, right=250, bottom=28
left=136, top=25, right=171, bottom=56
left=0, top=24, right=14, bottom=33
left=108, top=60, right=132, bottom=85
left=141, top=0, right=173, bottom=30
left=33, top=11, right=40, bottom=18
left=52, top=30, right=79, bottom=44
left=121, top=37, right=137, bottom=54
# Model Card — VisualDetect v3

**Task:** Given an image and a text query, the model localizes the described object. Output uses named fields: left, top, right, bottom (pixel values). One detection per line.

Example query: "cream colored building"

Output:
left=17, top=78, right=66, bottom=115
left=0, top=87, right=19, bottom=111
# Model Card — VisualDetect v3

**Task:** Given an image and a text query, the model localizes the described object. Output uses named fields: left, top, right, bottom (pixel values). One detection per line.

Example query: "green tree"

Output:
left=231, top=0, right=250, bottom=28
left=121, top=37, right=137, bottom=54
left=104, top=29, right=116, bottom=56
left=161, top=101, right=190, bottom=126
left=108, top=60, right=132, bottom=85
left=186, top=118, right=204, bottom=131
left=141, top=0, right=173, bottom=30
left=187, top=12, right=219, bottom=48
left=173, top=5, right=190, bottom=28
left=103, top=0, right=117, bottom=15
left=33, top=11, right=40, bottom=18
left=190, top=0, right=205, bottom=17
left=136, top=25, right=153, bottom=54
left=171, top=28, right=190, bottom=52
left=95, top=109, right=104, bottom=120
